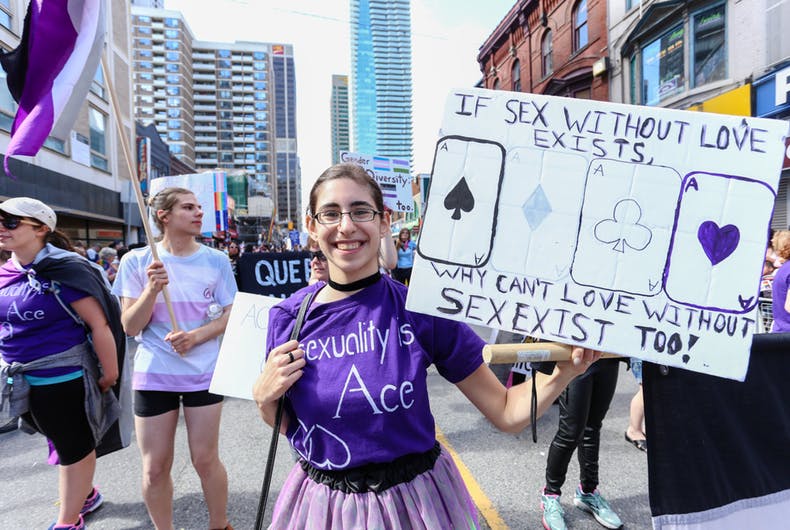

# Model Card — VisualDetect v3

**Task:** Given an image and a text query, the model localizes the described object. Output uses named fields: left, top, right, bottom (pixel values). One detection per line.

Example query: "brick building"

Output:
left=477, top=0, right=609, bottom=101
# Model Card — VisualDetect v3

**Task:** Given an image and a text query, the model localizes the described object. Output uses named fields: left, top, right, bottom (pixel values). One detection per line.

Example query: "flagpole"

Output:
left=101, top=52, right=179, bottom=332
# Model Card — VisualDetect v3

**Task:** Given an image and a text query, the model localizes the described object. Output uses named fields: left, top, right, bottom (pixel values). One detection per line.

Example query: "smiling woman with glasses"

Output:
left=252, top=163, right=600, bottom=530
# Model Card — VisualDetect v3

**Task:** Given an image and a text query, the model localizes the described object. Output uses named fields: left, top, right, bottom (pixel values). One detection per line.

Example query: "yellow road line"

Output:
left=436, top=426, right=509, bottom=530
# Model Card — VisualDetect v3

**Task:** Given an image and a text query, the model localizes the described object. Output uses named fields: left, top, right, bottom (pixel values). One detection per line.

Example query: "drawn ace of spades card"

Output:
left=572, top=159, right=682, bottom=296
left=664, top=172, right=775, bottom=313
left=418, top=136, right=505, bottom=267
left=491, top=148, right=587, bottom=281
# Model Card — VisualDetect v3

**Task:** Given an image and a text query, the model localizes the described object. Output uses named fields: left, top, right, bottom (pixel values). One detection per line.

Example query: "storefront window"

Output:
left=692, top=3, right=726, bottom=87
left=641, top=25, right=684, bottom=105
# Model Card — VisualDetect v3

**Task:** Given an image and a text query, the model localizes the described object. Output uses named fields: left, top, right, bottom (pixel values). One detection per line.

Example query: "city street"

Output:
left=1, top=338, right=650, bottom=529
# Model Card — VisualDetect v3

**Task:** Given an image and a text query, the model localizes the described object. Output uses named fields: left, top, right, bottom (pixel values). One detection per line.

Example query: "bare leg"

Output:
left=136, top=410, right=179, bottom=530
left=627, top=385, right=646, bottom=440
left=184, top=402, right=228, bottom=529
left=57, top=450, right=96, bottom=525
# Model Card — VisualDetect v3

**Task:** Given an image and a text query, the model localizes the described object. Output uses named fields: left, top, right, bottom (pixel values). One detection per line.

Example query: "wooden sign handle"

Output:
left=483, top=342, right=621, bottom=364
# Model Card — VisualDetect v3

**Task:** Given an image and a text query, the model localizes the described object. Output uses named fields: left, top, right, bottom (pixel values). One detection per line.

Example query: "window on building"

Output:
left=574, top=0, right=589, bottom=51
left=167, top=119, right=180, bottom=129
left=0, top=67, right=16, bottom=131
left=218, top=49, right=231, bottom=58
left=542, top=30, right=553, bottom=77
left=218, top=59, right=232, bottom=68
left=164, top=29, right=178, bottom=39
left=89, top=108, right=108, bottom=171
left=166, top=74, right=179, bottom=84
left=692, top=3, right=726, bottom=87
left=254, top=81, right=267, bottom=90
left=165, top=51, right=179, bottom=62
left=253, top=51, right=267, bottom=60
left=137, top=26, right=152, bottom=35
left=90, top=65, right=105, bottom=99
left=253, top=61, right=266, bottom=71
left=167, top=108, right=181, bottom=118
left=253, top=72, right=266, bottom=81
left=219, top=70, right=231, bottom=79
left=170, top=145, right=183, bottom=154
left=135, top=38, right=152, bottom=47
left=626, top=0, right=642, bottom=10
left=165, top=40, right=179, bottom=50
left=166, top=86, right=180, bottom=96
left=165, top=64, right=179, bottom=73
left=165, top=17, right=179, bottom=28
left=641, top=25, right=685, bottom=105
left=511, top=60, right=521, bottom=91
left=167, top=131, right=182, bottom=141
left=136, top=15, right=151, bottom=23
left=167, top=97, right=180, bottom=107
left=136, top=49, right=153, bottom=58
left=0, top=0, right=12, bottom=29
left=632, top=2, right=727, bottom=105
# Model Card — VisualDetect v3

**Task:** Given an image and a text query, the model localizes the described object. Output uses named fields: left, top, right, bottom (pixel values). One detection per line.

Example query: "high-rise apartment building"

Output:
left=130, top=6, right=301, bottom=224
left=350, top=0, right=413, bottom=164
left=271, top=45, right=301, bottom=225
left=330, top=75, right=350, bottom=165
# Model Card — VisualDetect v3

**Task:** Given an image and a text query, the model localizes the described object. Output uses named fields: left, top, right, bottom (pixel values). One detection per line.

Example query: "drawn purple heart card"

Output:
left=665, top=172, right=775, bottom=313
left=698, top=221, right=740, bottom=266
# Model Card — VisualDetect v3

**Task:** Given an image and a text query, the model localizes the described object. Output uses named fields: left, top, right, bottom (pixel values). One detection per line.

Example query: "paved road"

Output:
left=1, top=337, right=651, bottom=529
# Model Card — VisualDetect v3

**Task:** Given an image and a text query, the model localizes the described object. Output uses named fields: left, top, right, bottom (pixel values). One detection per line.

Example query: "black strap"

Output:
left=530, top=365, right=538, bottom=443
left=255, top=291, right=315, bottom=530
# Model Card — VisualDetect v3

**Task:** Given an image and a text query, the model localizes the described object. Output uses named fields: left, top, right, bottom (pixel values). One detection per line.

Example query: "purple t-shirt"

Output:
left=771, top=263, right=790, bottom=332
left=266, top=275, right=484, bottom=470
left=0, top=260, right=89, bottom=376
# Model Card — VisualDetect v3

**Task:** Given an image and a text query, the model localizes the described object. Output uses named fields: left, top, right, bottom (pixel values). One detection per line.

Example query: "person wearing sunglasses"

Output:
left=306, top=236, right=328, bottom=285
left=0, top=197, right=123, bottom=530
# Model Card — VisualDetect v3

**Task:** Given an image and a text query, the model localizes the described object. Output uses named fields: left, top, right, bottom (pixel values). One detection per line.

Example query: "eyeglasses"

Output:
left=309, top=250, right=326, bottom=261
left=0, top=216, right=40, bottom=230
left=313, top=208, right=381, bottom=225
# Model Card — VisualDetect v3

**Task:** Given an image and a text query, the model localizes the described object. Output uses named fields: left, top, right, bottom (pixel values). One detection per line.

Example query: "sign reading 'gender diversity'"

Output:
left=406, top=88, right=789, bottom=380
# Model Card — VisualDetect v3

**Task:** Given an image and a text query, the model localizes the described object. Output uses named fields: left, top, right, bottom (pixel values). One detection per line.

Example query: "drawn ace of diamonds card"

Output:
left=407, top=88, right=788, bottom=380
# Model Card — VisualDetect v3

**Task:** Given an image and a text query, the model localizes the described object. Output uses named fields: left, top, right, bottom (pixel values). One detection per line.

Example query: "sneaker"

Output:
left=573, top=486, right=623, bottom=529
left=540, top=491, right=567, bottom=530
left=80, top=487, right=104, bottom=517
left=47, top=514, right=85, bottom=530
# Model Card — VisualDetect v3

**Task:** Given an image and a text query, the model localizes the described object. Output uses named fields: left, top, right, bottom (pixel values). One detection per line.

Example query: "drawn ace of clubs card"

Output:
left=664, top=172, right=775, bottom=313
left=419, top=136, right=505, bottom=267
left=572, top=159, right=682, bottom=296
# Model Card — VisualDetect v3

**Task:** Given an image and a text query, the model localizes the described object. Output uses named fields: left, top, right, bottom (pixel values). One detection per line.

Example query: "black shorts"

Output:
left=22, top=377, right=95, bottom=466
left=134, top=389, right=224, bottom=417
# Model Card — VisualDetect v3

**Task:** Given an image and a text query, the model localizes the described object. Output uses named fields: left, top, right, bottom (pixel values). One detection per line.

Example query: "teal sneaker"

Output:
left=573, top=486, right=623, bottom=529
left=540, top=491, right=567, bottom=530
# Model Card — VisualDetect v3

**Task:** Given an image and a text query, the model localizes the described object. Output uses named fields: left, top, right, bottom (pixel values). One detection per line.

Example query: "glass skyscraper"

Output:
left=350, top=0, right=413, bottom=163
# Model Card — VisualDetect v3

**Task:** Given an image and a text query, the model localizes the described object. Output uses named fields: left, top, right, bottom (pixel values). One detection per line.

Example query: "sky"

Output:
left=165, top=0, right=517, bottom=212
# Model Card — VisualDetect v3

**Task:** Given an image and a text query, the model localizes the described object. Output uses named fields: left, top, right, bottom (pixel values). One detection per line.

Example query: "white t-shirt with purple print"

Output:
left=112, top=243, right=237, bottom=392
left=266, top=275, right=485, bottom=471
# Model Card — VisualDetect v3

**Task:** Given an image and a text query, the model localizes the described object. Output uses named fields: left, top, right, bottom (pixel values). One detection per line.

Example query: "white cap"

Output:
left=0, top=197, right=57, bottom=231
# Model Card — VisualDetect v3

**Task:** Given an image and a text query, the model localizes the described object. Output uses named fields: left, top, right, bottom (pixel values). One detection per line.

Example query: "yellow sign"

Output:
left=687, top=84, right=751, bottom=116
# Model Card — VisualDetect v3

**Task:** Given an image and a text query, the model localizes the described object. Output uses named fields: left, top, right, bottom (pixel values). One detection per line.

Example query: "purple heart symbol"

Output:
left=697, top=221, right=740, bottom=265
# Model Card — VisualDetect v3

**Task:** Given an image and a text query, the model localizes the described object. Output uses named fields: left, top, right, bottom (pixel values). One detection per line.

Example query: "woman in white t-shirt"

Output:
left=112, top=188, right=236, bottom=530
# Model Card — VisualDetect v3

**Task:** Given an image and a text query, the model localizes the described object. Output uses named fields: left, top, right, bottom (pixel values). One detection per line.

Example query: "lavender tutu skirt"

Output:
left=269, top=447, right=480, bottom=529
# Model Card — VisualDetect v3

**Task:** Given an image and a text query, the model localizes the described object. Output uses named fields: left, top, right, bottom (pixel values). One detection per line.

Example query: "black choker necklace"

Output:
left=328, top=271, right=381, bottom=292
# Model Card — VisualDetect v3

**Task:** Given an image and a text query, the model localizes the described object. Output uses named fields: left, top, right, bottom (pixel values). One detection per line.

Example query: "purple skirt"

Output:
left=269, top=447, right=480, bottom=529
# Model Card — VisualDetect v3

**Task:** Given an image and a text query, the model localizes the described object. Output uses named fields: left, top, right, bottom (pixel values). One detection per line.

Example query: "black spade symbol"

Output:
left=444, top=177, right=475, bottom=220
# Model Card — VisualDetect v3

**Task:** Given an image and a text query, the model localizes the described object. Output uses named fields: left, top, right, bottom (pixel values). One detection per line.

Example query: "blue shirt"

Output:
left=396, top=240, right=416, bottom=269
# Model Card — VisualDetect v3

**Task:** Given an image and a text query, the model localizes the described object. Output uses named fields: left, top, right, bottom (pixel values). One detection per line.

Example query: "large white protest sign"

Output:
left=340, top=151, right=413, bottom=212
left=210, top=292, right=281, bottom=400
left=406, top=88, right=789, bottom=381
left=149, top=171, right=228, bottom=236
